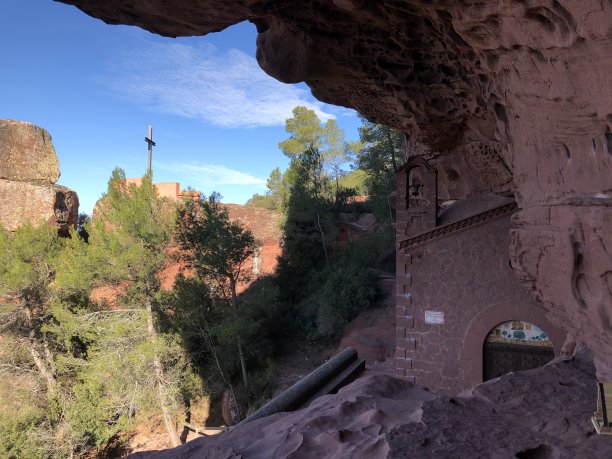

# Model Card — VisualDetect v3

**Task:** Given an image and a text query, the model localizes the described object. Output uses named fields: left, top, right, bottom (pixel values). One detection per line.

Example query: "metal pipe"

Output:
left=240, top=347, right=358, bottom=425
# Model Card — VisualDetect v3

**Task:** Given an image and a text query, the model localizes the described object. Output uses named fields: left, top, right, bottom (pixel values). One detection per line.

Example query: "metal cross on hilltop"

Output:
left=144, top=125, right=156, bottom=174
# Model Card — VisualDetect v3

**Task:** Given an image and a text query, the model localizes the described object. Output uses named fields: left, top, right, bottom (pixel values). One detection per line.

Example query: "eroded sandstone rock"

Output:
left=0, top=120, right=60, bottom=184
left=0, top=179, right=79, bottom=236
left=130, top=347, right=612, bottom=458
left=55, top=1, right=612, bottom=379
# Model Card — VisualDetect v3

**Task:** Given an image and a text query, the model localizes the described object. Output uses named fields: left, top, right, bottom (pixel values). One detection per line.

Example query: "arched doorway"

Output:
left=483, top=320, right=555, bottom=381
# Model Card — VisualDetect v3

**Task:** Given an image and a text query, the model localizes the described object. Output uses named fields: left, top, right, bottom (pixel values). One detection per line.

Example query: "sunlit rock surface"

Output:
left=0, top=179, right=78, bottom=236
left=56, top=0, right=612, bottom=379
left=131, top=347, right=612, bottom=458
left=0, top=120, right=78, bottom=235
left=0, top=119, right=60, bottom=184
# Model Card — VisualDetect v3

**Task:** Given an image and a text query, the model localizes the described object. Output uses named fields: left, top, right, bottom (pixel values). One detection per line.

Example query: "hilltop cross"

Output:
left=144, top=125, right=156, bottom=174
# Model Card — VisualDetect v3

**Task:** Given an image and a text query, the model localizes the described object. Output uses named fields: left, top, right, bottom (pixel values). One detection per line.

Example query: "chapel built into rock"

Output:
left=395, top=157, right=566, bottom=394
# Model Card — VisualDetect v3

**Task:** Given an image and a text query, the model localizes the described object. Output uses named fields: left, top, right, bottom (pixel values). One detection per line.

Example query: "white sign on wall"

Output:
left=425, top=311, right=445, bottom=324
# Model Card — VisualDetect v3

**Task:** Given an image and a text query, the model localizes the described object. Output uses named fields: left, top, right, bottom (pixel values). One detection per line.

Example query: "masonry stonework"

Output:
left=395, top=158, right=566, bottom=395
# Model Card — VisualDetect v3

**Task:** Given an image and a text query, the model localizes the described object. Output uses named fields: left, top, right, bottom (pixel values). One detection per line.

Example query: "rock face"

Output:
left=131, top=347, right=612, bottom=458
left=0, top=120, right=60, bottom=183
left=0, top=180, right=79, bottom=236
left=56, top=1, right=612, bottom=378
left=0, top=120, right=78, bottom=236
left=224, top=204, right=282, bottom=291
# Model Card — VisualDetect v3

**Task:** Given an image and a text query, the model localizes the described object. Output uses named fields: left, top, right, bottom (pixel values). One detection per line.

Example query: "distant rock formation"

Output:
left=160, top=203, right=282, bottom=293
left=0, top=120, right=78, bottom=236
left=224, top=204, right=282, bottom=290
left=90, top=199, right=282, bottom=305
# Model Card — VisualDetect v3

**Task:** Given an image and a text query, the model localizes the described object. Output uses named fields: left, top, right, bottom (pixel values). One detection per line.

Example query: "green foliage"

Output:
left=266, top=167, right=282, bottom=193
left=303, top=262, right=378, bottom=340
left=176, top=192, right=261, bottom=411
left=60, top=310, right=195, bottom=451
left=278, top=106, right=324, bottom=157
left=277, top=107, right=358, bottom=203
left=85, top=169, right=191, bottom=447
left=0, top=112, right=402, bottom=456
left=177, top=193, right=258, bottom=292
left=356, top=118, right=403, bottom=222
left=26, top=169, right=197, bottom=455
left=0, top=409, right=47, bottom=459
left=246, top=193, right=277, bottom=210
left=89, top=169, right=172, bottom=290
left=0, top=224, right=62, bottom=301
left=338, top=169, right=369, bottom=195
left=165, top=275, right=276, bottom=414
left=246, top=167, right=286, bottom=211
left=277, top=147, right=335, bottom=300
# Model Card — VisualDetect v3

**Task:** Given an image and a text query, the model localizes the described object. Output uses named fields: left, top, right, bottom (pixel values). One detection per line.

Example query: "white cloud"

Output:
left=101, top=41, right=334, bottom=128
left=158, top=161, right=266, bottom=187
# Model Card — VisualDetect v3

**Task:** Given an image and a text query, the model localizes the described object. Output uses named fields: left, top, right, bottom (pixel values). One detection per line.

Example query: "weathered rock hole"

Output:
left=558, top=380, right=575, bottom=387
left=446, top=168, right=460, bottom=182
left=431, top=97, right=451, bottom=113
left=604, top=271, right=612, bottom=295
left=387, top=39, right=401, bottom=52
left=439, top=64, right=456, bottom=78
left=592, top=138, right=597, bottom=154
left=604, top=127, right=612, bottom=156
left=515, top=443, right=554, bottom=458
left=562, top=143, right=571, bottom=160
left=552, top=0, right=578, bottom=30
left=575, top=274, right=591, bottom=308
left=494, top=103, right=508, bottom=124
left=528, top=48, right=546, bottom=62
left=525, top=8, right=556, bottom=33
left=485, top=53, right=499, bottom=68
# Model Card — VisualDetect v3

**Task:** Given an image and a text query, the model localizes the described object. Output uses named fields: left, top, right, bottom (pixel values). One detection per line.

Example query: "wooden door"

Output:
left=483, top=342, right=555, bottom=381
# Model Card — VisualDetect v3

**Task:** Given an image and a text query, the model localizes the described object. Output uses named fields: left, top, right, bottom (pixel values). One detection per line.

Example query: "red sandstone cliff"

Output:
left=90, top=203, right=282, bottom=303
left=224, top=204, right=282, bottom=291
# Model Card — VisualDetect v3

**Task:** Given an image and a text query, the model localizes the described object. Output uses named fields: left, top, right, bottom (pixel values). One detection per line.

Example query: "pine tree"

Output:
left=176, top=192, right=259, bottom=401
left=86, top=168, right=182, bottom=447
left=0, top=224, right=64, bottom=397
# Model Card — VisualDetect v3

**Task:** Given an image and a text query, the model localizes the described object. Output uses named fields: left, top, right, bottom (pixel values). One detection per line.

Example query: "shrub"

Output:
left=302, top=262, right=378, bottom=340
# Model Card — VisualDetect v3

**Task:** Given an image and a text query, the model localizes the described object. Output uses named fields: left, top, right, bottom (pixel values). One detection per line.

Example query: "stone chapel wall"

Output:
left=395, top=160, right=566, bottom=394
left=397, top=214, right=565, bottom=394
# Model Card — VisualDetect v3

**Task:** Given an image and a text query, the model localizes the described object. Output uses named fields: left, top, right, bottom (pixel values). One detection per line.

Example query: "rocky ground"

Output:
left=129, top=346, right=612, bottom=458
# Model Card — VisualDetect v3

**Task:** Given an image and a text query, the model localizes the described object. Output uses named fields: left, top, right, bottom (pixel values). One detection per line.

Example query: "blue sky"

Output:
left=1, top=0, right=361, bottom=214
